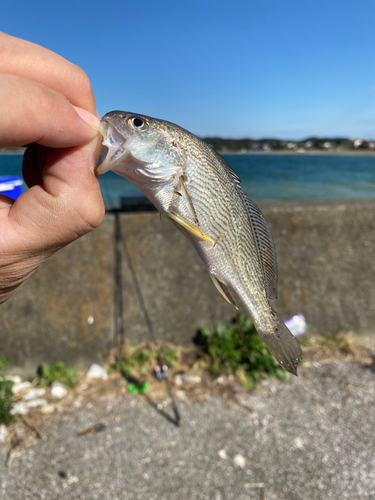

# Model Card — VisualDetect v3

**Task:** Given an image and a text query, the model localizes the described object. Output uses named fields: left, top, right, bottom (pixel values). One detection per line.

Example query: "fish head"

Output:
left=98, top=111, right=186, bottom=182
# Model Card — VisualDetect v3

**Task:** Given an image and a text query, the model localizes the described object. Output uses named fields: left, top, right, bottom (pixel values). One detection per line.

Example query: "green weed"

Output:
left=38, top=361, right=79, bottom=388
left=110, top=344, right=179, bottom=378
left=198, top=314, right=290, bottom=387
left=0, top=357, right=14, bottom=425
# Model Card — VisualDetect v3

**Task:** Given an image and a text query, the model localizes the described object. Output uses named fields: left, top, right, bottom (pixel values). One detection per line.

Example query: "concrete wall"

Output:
left=2, top=199, right=375, bottom=374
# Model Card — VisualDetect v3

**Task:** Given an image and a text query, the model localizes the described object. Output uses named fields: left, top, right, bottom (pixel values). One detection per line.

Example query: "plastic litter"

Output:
left=23, top=388, right=46, bottom=401
left=284, top=314, right=307, bottom=337
left=127, top=382, right=150, bottom=394
left=154, top=365, right=168, bottom=381
left=85, top=364, right=108, bottom=380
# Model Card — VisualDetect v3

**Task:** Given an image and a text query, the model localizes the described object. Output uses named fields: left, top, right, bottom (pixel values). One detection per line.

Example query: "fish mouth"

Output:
left=97, top=119, right=129, bottom=175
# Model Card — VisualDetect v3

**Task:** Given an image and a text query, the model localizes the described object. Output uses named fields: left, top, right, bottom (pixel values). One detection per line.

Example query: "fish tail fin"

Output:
left=257, top=317, right=303, bottom=376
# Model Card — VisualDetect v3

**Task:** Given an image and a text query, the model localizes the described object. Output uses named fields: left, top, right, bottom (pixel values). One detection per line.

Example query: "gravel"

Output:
left=1, top=359, right=374, bottom=500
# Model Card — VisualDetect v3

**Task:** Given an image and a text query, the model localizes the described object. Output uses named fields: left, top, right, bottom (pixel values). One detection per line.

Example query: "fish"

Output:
left=98, top=111, right=303, bottom=375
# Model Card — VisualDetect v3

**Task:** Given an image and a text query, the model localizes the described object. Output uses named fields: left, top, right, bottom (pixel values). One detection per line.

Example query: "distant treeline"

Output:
left=0, top=147, right=26, bottom=154
left=203, top=137, right=375, bottom=152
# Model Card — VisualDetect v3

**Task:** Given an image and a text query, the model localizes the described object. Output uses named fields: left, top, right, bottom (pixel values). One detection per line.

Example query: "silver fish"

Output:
left=98, top=111, right=303, bottom=375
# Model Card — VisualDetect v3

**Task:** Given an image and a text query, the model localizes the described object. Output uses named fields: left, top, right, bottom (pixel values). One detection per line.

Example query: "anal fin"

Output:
left=210, top=274, right=238, bottom=309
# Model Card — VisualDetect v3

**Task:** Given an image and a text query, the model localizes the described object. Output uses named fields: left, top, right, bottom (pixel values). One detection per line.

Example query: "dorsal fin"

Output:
left=219, top=156, right=278, bottom=300
left=239, top=192, right=278, bottom=300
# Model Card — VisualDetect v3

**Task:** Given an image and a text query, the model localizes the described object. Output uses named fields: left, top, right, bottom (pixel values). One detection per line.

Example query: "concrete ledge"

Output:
left=2, top=198, right=375, bottom=374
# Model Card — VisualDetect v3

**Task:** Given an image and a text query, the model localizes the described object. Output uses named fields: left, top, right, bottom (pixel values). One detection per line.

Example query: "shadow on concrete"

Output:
left=120, top=372, right=180, bottom=427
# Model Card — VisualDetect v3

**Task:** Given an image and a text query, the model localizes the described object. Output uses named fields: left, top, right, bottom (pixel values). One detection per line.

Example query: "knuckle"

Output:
left=72, top=66, right=95, bottom=105
left=75, top=197, right=106, bottom=234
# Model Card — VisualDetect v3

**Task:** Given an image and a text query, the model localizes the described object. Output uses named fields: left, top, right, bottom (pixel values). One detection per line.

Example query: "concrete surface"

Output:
left=3, top=199, right=375, bottom=372
left=1, top=359, right=374, bottom=499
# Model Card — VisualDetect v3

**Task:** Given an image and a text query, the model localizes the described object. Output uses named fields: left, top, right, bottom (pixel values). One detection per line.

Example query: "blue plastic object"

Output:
left=0, top=176, right=23, bottom=199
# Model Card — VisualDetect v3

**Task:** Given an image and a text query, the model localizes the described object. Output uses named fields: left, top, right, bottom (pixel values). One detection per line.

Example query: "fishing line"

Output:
left=101, top=177, right=124, bottom=348
left=117, top=212, right=181, bottom=427
left=101, top=175, right=181, bottom=426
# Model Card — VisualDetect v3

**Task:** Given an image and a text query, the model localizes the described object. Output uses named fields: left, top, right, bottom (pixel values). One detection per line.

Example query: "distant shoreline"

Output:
left=217, top=149, right=375, bottom=156
left=0, top=151, right=25, bottom=156
left=1, top=149, right=375, bottom=157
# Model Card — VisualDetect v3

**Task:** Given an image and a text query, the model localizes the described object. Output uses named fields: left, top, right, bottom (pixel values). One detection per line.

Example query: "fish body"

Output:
left=99, top=111, right=302, bottom=375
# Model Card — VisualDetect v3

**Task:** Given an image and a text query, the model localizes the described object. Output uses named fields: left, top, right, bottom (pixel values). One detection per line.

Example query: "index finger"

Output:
left=0, top=31, right=96, bottom=114
left=0, top=73, right=101, bottom=148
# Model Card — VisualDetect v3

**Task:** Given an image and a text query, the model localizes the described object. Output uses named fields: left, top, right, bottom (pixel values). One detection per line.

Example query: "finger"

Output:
left=8, top=134, right=105, bottom=252
left=0, top=74, right=101, bottom=148
left=0, top=31, right=96, bottom=114
left=0, top=194, right=15, bottom=215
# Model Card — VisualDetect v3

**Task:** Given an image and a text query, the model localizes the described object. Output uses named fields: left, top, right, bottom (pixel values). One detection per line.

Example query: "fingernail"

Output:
left=73, top=106, right=103, bottom=134
left=89, top=133, right=103, bottom=173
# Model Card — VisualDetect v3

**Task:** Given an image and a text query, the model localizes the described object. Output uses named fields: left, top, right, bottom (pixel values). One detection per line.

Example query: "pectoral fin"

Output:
left=175, top=176, right=199, bottom=226
left=210, top=274, right=238, bottom=309
left=169, top=212, right=213, bottom=242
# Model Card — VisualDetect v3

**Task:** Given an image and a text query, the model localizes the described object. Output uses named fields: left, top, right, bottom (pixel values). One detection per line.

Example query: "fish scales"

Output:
left=185, top=142, right=268, bottom=317
left=98, top=111, right=303, bottom=375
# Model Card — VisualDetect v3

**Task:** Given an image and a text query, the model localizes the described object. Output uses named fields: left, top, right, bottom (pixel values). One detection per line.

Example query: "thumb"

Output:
left=9, top=133, right=104, bottom=254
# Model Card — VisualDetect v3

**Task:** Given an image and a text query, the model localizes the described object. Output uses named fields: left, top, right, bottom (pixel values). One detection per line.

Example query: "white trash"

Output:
left=13, top=381, right=32, bottom=395
left=11, top=402, right=29, bottom=415
left=23, top=388, right=46, bottom=401
left=175, top=373, right=201, bottom=385
left=5, top=375, right=22, bottom=385
left=25, top=399, right=48, bottom=408
left=86, top=364, right=108, bottom=380
left=51, top=382, right=68, bottom=399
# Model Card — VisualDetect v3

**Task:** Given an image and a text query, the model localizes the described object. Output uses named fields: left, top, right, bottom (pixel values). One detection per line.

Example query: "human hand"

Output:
left=0, top=32, right=105, bottom=303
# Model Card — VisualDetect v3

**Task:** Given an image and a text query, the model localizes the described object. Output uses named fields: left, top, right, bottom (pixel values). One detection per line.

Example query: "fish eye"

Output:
left=133, top=118, right=143, bottom=127
left=129, top=116, right=148, bottom=131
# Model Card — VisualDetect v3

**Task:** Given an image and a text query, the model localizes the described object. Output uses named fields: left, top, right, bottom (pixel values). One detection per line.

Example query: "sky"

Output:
left=2, top=0, right=375, bottom=139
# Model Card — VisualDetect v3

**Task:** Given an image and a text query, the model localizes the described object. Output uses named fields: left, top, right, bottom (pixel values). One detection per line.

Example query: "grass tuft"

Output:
left=109, top=344, right=179, bottom=378
left=38, top=361, right=79, bottom=388
left=0, top=357, right=14, bottom=425
left=197, top=314, right=290, bottom=387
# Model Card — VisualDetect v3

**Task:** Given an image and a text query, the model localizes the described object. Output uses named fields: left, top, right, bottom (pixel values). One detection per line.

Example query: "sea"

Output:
left=1, top=153, right=375, bottom=209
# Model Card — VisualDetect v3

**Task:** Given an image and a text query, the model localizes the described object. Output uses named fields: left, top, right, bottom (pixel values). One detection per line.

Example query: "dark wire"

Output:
left=102, top=177, right=181, bottom=426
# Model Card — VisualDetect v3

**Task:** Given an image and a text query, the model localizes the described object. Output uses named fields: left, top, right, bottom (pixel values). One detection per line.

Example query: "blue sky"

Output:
left=2, top=0, right=375, bottom=139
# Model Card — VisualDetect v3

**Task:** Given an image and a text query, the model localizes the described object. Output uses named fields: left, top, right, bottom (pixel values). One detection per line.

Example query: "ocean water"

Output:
left=1, top=153, right=375, bottom=209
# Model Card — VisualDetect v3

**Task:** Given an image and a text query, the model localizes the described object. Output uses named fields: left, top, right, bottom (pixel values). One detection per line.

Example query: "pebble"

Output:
left=41, top=404, right=55, bottom=414
left=0, top=424, right=9, bottom=444
left=51, top=382, right=68, bottom=399
left=23, top=388, right=46, bottom=401
left=294, top=437, right=305, bottom=449
left=217, top=449, right=227, bottom=460
left=74, top=396, right=83, bottom=409
left=85, top=364, right=108, bottom=380
left=233, top=454, right=246, bottom=468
